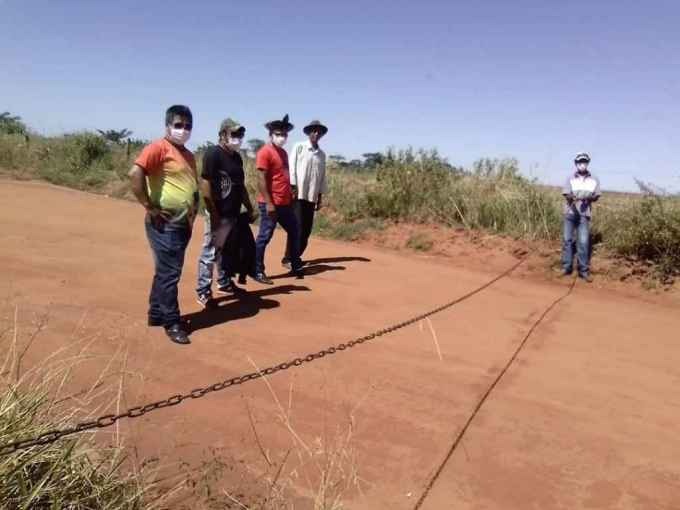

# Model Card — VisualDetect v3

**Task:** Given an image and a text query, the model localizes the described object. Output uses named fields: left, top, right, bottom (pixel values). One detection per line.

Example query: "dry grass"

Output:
left=219, top=358, right=364, bottom=510
left=0, top=303, right=184, bottom=509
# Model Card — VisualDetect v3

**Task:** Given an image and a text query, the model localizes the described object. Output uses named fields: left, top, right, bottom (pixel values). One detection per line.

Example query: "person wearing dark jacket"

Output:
left=198, top=118, right=256, bottom=307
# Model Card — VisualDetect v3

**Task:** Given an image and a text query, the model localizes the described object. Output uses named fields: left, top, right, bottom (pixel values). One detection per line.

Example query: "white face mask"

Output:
left=272, top=134, right=287, bottom=147
left=576, top=162, right=589, bottom=173
left=228, top=137, right=242, bottom=150
left=169, top=128, right=191, bottom=146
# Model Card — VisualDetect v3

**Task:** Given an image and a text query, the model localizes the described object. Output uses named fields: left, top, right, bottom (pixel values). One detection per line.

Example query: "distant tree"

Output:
left=349, top=159, right=363, bottom=168
left=246, top=138, right=266, bottom=157
left=362, top=152, right=384, bottom=168
left=329, top=154, right=346, bottom=163
left=127, top=138, right=148, bottom=150
left=0, top=112, right=28, bottom=135
left=195, top=141, right=215, bottom=154
left=97, top=128, right=133, bottom=144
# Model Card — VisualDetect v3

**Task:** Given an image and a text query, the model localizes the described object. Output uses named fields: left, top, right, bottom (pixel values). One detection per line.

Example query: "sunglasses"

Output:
left=172, top=122, right=192, bottom=130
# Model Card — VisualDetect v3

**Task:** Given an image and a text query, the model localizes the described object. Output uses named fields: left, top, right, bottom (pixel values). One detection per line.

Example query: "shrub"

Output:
left=600, top=195, right=680, bottom=279
left=38, top=132, right=116, bottom=188
left=406, top=232, right=434, bottom=251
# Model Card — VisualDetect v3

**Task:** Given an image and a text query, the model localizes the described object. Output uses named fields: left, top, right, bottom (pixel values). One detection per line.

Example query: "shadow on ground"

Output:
left=183, top=284, right=310, bottom=333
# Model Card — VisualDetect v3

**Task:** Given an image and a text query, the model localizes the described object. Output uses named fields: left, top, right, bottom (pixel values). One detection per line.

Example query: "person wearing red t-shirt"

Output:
left=253, top=115, right=303, bottom=284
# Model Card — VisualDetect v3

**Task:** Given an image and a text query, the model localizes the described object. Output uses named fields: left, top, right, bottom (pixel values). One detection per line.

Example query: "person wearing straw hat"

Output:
left=561, top=152, right=601, bottom=282
left=252, top=115, right=303, bottom=284
left=281, top=120, right=328, bottom=269
left=196, top=118, right=255, bottom=307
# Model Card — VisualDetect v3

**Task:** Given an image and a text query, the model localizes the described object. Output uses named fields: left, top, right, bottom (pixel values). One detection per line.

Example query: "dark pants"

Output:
left=145, top=216, right=191, bottom=327
left=211, top=216, right=237, bottom=278
left=284, top=199, right=316, bottom=263
left=255, top=203, right=301, bottom=274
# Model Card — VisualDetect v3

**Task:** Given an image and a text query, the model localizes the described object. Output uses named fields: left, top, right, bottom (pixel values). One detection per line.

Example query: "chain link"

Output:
left=0, top=258, right=525, bottom=456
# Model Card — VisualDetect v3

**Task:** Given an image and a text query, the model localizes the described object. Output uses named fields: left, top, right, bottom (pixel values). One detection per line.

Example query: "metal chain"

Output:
left=0, top=258, right=525, bottom=456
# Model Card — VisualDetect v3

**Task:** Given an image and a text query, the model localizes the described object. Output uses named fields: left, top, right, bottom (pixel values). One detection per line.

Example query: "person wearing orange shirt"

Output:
left=128, top=105, right=198, bottom=345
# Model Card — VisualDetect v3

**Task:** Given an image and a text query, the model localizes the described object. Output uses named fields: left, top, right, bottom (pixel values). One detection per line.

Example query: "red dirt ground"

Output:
left=2, top=180, right=680, bottom=509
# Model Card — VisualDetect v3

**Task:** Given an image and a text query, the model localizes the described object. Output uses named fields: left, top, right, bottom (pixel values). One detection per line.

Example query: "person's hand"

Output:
left=266, top=202, right=277, bottom=219
left=315, top=201, right=323, bottom=211
left=146, top=205, right=171, bottom=227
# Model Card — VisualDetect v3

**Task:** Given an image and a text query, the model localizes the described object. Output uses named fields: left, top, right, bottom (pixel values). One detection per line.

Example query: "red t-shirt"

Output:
left=256, top=144, right=292, bottom=206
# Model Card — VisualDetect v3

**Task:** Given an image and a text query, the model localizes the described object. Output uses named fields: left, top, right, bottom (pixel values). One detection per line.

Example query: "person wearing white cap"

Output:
left=561, top=152, right=601, bottom=282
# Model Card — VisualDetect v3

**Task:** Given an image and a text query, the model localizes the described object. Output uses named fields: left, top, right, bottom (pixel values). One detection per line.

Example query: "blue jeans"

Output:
left=561, top=213, right=591, bottom=276
left=196, top=216, right=229, bottom=297
left=145, top=216, right=191, bottom=327
left=255, top=203, right=301, bottom=274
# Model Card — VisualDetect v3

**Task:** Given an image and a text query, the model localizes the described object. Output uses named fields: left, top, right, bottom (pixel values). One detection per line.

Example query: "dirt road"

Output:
left=1, top=180, right=679, bottom=509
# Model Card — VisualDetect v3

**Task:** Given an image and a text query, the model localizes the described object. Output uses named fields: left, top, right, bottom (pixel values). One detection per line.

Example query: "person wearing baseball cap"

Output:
left=281, top=120, right=329, bottom=269
left=252, top=115, right=303, bottom=284
left=197, top=118, right=255, bottom=306
left=561, top=152, right=601, bottom=282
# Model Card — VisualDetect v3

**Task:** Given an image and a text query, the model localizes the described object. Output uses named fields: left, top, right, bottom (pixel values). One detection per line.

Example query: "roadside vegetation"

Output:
left=2, top=112, right=679, bottom=283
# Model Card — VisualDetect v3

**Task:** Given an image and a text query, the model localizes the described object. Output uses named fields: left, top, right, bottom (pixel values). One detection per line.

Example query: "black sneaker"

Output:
left=216, top=279, right=244, bottom=294
left=281, top=260, right=292, bottom=270
left=253, top=272, right=274, bottom=285
left=579, top=274, right=593, bottom=283
left=196, top=293, right=212, bottom=308
left=148, top=316, right=164, bottom=327
left=561, top=270, right=573, bottom=277
left=165, top=324, right=190, bottom=345
left=237, top=274, right=247, bottom=285
left=291, top=267, right=305, bottom=279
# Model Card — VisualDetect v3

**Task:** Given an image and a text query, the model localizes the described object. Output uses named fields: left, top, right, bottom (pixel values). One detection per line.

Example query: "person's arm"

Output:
left=128, top=143, right=169, bottom=224
left=257, top=171, right=276, bottom=218
left=256, top=148, right=276, bottom=218
left=128, top=165, right=153, bottom=210
left=200, top=149, right=220, bottom=227
left=317, top=152, right=327, bottom=211
left=590, top=177, right=602, bottom=202
left=289, top=143, right=299, bottom=195
left=562, top=177, right=574, bottom=204
left=242, top=186, right=255, bottom=223
left=199, top=177, right=219, bottom=225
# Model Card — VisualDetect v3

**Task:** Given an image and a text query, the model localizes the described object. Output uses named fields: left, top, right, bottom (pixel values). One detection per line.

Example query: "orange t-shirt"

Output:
left=135, top=138, right=198, bottom=221
left=256, top=144, right=292, bottom=206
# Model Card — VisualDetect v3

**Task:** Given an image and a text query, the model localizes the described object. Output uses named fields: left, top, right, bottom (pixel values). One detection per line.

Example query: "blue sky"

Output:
left=1, top=0, right=678, bottom=191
